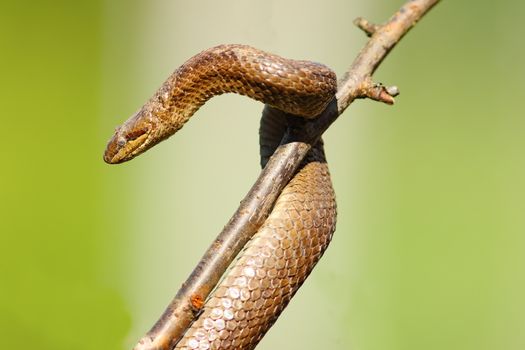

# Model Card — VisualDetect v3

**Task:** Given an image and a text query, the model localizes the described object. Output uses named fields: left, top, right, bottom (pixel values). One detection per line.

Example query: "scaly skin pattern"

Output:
left=103, top=44, right=337, bottom=349
left=175, top=143, right=336, bottom=350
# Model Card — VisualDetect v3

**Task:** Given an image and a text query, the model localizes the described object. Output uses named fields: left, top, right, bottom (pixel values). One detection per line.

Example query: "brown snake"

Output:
left=104, top=44, right=338, bottom=349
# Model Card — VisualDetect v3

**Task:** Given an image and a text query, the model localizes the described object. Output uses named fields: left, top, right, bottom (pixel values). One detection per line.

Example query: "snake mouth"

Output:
left=104, top=126, right=150, bottom=164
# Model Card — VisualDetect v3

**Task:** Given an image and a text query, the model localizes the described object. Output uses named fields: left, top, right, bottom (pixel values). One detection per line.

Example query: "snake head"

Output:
left=104, top=109, right=157, bottom=164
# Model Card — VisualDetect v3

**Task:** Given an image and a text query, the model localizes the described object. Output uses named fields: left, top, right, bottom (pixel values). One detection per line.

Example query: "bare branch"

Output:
left=134, top=1, right=440, bottom=349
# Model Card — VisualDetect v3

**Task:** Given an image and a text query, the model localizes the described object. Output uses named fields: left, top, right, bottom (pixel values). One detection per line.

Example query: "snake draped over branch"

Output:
left=105, top=44, right=338, bottom=350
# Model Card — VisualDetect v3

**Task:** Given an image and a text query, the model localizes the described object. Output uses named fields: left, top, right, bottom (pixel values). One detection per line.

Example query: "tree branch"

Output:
left=134, top=1, right=440, bottom=349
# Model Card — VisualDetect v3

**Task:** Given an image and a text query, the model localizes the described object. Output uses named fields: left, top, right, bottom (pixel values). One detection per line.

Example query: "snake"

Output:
left=104, top=44, right=338, bottom=350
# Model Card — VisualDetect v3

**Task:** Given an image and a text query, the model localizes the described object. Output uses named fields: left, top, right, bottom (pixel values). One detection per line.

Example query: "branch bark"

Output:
left=134, top=1, right=440, bottom=349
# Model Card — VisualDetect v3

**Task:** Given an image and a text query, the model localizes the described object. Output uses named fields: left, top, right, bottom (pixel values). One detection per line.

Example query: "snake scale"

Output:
left=104, top=44, right=338, bottom=350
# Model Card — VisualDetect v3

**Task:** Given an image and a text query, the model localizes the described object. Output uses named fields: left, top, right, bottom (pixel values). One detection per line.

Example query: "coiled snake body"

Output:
left=105, top=45, right=338, bottom=349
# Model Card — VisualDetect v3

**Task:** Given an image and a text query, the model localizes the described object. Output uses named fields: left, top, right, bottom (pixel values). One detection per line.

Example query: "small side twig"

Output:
left=354, top=17, right=380, bottom=36
left=134, top=1, right=440, bottom=349
left=361, top=81, right=399, bottom=105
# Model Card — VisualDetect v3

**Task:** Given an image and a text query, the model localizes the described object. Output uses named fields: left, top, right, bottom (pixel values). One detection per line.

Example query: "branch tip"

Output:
left=364, top=83, right=398, bottom=105
left=386, top=85, right=400, bottom=97
left=353, top=17, right=379, bottom=36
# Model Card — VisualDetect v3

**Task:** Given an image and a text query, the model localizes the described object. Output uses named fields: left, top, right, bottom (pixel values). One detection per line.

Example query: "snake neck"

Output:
left=156, top=44, right=336, bottom=128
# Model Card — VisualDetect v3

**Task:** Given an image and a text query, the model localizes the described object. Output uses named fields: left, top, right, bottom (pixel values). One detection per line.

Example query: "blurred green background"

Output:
left=1, top=1, right=524, bottom=349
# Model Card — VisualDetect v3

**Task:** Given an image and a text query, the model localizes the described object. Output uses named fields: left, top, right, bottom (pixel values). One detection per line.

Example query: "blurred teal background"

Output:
left=1, top=1, right=524, bottom=349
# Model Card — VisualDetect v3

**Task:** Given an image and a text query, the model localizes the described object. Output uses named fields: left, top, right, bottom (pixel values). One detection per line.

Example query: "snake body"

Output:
left=104, top=45, right=337, bottom=349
